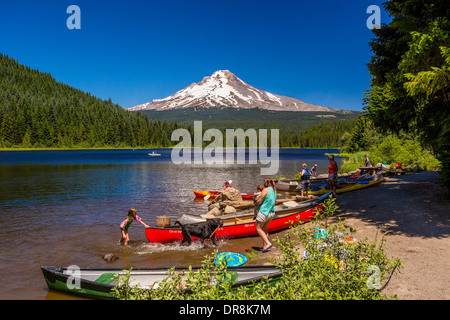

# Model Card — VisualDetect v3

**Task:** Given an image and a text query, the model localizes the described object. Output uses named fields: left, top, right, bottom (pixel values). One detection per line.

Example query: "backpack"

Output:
left=302, top=168, right=311, bottom=180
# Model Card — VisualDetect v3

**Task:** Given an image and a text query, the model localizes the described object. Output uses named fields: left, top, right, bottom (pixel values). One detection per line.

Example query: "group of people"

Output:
left=118, top=156, right=340, bottom=252
left=117, top=178, right=278, bottom=253
left=250, top=156, right=339, bottom=251
left=294, top=155, right=340, bottom=196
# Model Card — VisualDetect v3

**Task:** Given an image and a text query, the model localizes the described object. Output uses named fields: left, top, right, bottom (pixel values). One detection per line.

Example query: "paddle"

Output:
left=208, top=225, right=221, bottom=239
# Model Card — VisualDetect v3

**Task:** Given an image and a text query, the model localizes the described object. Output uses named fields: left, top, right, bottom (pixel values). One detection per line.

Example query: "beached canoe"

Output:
left=309, top=179, right=384, bottom=195
left=274, top=180, right=303, bottom=192
left=194, top=190, right=254, bottom=201
left=41, top=265, right=282, bottom=300
left=274, top=173, right=372, bottom=192
left=146, top=192, right=333, bottom=243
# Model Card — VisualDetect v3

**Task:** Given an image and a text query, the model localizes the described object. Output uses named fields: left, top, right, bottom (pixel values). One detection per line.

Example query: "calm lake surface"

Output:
left=0, top=148, right=340, bottom=299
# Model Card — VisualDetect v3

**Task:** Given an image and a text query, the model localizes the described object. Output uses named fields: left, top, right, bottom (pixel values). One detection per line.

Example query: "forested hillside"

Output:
left=0, top=53, right=358, bottom=150
left=142, top=108, right=358, bottom=133
left=142, top=108, right=358, bottom=148
left=0, top=53, right=181, bottom=148
left=279, top=118, right=357, bottom=148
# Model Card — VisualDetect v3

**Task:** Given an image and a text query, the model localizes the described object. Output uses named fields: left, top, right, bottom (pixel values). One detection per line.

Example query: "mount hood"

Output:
left=128, top=70, right=343, bottom=112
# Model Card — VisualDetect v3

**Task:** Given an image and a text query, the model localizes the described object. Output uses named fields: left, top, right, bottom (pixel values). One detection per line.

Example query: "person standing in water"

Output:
left=119, top=208, right=149, bottom=246
left=254, top=178, right=277, bottom=252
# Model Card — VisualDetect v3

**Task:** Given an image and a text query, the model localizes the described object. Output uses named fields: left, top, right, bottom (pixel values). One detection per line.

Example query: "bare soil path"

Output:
left=250, top=171, right=450, bottom=299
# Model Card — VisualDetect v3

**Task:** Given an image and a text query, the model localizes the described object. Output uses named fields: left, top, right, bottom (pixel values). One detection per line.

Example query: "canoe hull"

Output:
left=309, top=179, right=384, bottom=195
left=274, top=173, right=376, bottom=192
left=146, top=195, right=330, bottom=243
left=274, top=180, right=301, bottom=192
left=42, top=266, right=117, bottom=300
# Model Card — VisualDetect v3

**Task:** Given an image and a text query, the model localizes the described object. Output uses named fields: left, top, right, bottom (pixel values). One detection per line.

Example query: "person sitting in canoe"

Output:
left=222, top=180, right=232, bottom=189
left=217, top=180, right=233, bottom=193
left=119, top=208, right=149, bottom=246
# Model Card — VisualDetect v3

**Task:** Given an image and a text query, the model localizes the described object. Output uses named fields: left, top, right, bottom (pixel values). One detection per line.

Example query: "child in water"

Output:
left=253, top=185, right=264, bottom=219
left=119, top=208, right=149, bottom=246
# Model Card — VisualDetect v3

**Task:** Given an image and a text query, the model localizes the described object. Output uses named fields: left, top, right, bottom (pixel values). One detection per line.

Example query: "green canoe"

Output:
left=41, top=265, right=282, bottom=300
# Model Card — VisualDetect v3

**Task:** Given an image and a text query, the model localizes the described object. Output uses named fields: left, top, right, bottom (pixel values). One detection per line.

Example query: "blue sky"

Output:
left=0, top=0, right=388, bottom=111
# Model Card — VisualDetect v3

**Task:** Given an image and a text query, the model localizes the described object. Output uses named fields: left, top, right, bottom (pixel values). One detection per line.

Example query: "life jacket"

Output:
left=302, top=168, right=311, bottom=180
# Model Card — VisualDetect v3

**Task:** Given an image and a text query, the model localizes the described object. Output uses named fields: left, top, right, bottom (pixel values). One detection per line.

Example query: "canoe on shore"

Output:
left=194, top=190, right=254, bottom=201
left=309, top=179, right=384, bottom=195
left=146, top=191, right=333, bottom=243
left=41, top=265, right=282, bottom=300
left=274, top=173, right=372, bottom=192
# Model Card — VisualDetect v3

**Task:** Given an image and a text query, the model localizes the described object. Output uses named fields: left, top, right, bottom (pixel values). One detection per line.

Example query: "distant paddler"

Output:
left=148, top=151, right=161, bottom=156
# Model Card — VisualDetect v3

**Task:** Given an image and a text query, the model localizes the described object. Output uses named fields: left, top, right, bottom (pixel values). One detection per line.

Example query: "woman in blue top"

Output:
left=254, top=178, right=277, bottom=252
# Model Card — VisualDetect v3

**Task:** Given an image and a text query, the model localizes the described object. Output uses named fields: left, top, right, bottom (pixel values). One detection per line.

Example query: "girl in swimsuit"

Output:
left=119, top=208, right=149, bottom=246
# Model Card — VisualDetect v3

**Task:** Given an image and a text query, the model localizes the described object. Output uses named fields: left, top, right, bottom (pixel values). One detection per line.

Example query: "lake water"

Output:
left=0, top=148, right=340, bottom=299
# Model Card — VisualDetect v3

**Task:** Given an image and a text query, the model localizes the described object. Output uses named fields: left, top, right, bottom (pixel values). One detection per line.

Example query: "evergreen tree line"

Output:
left=363, top=0, right=449, bottom=188
left=279, top=119, right=357, bottom=148
left=0, top=53, right=182, bottom=149
left=176, top=118, right=357, bottom=149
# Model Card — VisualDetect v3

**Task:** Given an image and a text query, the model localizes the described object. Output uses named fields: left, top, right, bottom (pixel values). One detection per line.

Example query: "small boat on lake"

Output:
left=194, top=190, right=254, bottom=201
left=146, top=192, right=333, bottom=243
left=41, top=265, right=282, bottom=300
left=148, top=151, right=161, bottom=156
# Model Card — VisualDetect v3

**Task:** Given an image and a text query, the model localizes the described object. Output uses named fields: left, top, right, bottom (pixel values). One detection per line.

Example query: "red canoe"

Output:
left=194, top=190, right=254, bottom=201
left=146, top=192, right=333, bottom=243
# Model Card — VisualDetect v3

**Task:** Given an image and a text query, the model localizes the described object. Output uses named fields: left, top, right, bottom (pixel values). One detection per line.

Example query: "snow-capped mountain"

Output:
left=128, top=70, right=341, bottom=112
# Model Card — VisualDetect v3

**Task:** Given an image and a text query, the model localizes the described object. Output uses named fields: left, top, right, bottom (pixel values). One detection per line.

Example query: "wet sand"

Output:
left=249, top=171, right=450, bottom=300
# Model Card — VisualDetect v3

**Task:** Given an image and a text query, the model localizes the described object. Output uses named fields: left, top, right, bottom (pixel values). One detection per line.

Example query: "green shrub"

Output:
left=339, top=151, right=369, bottom=173
left=369, top=135, right=440, bottom=170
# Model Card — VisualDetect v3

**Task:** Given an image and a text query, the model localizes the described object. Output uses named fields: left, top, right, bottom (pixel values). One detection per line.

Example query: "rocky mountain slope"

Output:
left=128, top=70, right=348, bottom=113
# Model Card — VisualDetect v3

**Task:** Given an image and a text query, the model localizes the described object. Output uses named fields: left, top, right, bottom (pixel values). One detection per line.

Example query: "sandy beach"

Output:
left=250, top=171, right=450, bottom=300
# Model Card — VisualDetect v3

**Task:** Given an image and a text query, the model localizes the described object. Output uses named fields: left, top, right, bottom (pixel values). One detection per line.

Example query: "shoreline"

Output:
left=0, top=147, right=342, bottom=152
left=248, top=171, right=450, bottom=300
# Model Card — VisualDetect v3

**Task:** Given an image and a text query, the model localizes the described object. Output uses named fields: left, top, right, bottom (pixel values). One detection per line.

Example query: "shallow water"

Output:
left=0, top=148, right=340, bottom=299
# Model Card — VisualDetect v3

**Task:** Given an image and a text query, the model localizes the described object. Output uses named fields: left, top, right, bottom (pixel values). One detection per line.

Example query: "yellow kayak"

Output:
left=309, top=179, right=384, bottom=195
